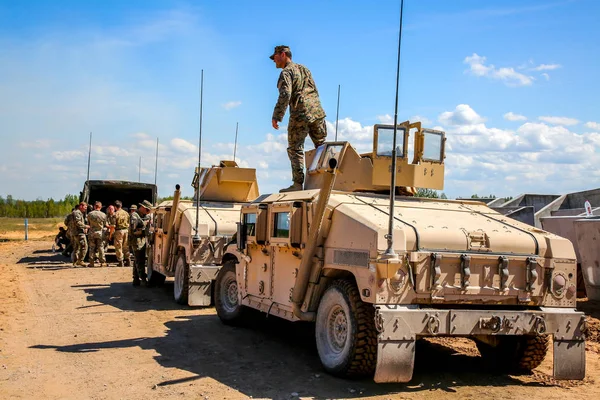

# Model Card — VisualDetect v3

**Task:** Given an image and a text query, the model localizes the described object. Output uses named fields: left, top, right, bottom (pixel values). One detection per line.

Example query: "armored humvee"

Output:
left=214, top=121, right=586, bottom=382
left=147, top=161, right=259, bottom=305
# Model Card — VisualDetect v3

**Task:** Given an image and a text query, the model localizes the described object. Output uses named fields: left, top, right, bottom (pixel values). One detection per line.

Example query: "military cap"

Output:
left=130, top=204, right=137, bottom=210
left=139, top=200, right=154, bottom=210
left=269, top=45, right=291, bottom=60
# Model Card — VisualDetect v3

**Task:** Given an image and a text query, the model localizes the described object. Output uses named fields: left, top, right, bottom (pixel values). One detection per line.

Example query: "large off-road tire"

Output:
left=214, top=260, right=246, bottom=325
left=315, top=280, right=377, bottom=378
left=476, top=334, right=550, bottom=372
left=147, top=247, right=166, bottom=287
left=173, top=252, right=189, bottom=305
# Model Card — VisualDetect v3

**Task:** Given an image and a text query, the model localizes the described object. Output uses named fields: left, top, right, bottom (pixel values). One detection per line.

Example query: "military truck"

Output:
left=80, top=180, right=157, bottom=209
left=147, top=161, right=259, bottom=305
left=214, top=121, right=586, bottom=382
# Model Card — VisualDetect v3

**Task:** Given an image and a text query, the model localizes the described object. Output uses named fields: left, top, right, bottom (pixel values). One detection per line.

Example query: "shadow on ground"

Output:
left=30, top=282, right=555, bottom=399
left=18, top=247, right=121, bottom=269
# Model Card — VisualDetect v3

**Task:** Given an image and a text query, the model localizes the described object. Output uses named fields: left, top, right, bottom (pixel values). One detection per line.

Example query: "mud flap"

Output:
left=189, top=265, right=220, bottom=306
left=374, top=306, right=416, bottom=383
left=374, top=339, right=415, bottom=383
left=553, top=339, right=585, bottom=380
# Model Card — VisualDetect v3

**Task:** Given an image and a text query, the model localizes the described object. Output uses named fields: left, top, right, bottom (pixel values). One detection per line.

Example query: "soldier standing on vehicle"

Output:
left=71, top=202, right=89, bottom=267
left=270, top=45, right=327, bottom=193
left=130, top=201, right=152, bottom=286
left=86, top=201, right=107, bottom=268
left=113, top=201, right=131, bottom=268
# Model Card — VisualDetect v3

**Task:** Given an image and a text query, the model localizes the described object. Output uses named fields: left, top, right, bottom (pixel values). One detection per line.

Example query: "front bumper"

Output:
left=373, top=305, right=586, bottom=382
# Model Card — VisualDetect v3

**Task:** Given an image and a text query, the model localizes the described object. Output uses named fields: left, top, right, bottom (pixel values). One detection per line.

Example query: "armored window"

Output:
left=244, top=213, right=257, bottom=237
left=376, top=126, right=406, bottom=157
left=422, top=130, right=444, bottom=163
left=272, top=212, right=290, bottom=238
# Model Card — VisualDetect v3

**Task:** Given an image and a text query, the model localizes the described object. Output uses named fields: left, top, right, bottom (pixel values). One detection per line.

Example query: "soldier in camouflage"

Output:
left=270, top=45, right=327, bottom=192
left=113, top=200, right=131, bottom=267
left=63, top=207, right=76, bottom=259
left=130, top=201, right=153, bottom=286
left=70, top=202, right=89, bottom=267
left=87, top=201, right=107, bottom=268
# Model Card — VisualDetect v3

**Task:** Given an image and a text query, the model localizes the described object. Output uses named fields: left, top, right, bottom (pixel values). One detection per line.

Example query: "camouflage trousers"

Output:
left=133, top=245, right=147, bottom=281
left=88, top=230, right=105, bottom=264
left=113, top=229, right=130, bottom=262
left=287, top=117, right=327, bottom=185
left=73, top=233, right=88, bottom=264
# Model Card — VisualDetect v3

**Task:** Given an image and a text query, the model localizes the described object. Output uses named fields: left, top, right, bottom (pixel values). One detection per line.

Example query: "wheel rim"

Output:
left=174, top=257, right=184, bottom=299
left=327, top=305, right=348, bottom=354
left=221, top=273, right=239, bottom=313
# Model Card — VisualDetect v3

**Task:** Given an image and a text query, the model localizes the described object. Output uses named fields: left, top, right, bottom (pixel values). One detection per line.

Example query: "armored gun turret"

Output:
left=147, top=160, right=259, bottom=305
left=214, top=121, right=586, bottom=382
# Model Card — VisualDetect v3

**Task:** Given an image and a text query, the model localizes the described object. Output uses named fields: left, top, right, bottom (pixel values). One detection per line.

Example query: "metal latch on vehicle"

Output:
left=526, top=257, right=538, bottom=292
left=498, top=256, right=509, bottom=291
left=460, top=254, right=471, bottom=289
left=430, top=253, right=442, bottom=290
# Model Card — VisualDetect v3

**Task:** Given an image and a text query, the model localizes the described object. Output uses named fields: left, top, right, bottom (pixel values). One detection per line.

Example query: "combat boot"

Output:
left=132, top=279, right=141, bottom=287
left=100, top=263, right=108, bottom=268
left=279, top=182, right=303, bottom=193
left=73, top=261, right=86, bottom=267
left=87, top=262, right=95, bottom=268
left=124, top=259, right=131, bottom=267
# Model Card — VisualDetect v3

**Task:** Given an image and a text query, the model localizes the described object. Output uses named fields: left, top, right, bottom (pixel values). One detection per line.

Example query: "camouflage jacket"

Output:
left=114, top=209, right=129, bottom=230
left=71, top=209, right=86, bottom=235
left=87, top=210, right=107, bottom=232
left=64, top=213, right=74, bottom=235
left=272, top=61, right=326, bottom=123
left=107, top=213, right=116, bottom=228
left=129, top=211, right=146, bottom=250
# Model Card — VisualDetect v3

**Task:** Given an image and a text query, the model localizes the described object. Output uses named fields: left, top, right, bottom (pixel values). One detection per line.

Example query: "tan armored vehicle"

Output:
left=214, top=121, right=586, bottom=382
left=147, top=160, right=259, bottom=305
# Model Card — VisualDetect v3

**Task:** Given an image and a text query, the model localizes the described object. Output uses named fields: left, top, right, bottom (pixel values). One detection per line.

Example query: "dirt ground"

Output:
left=1, top=240, right=599, bottom=400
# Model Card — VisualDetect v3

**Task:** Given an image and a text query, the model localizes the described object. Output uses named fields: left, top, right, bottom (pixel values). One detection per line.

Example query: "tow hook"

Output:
left=426, top=315, right=440, bottom=335
left=480, top=315, right=503, bottom=333
left=375, top=310, right=384, bottom=333
left=534, top=316, right=547, bottom=335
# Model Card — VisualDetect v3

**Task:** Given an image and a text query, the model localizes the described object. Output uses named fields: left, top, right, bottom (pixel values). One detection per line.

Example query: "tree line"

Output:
left=0, top=195, right=80, bottom=218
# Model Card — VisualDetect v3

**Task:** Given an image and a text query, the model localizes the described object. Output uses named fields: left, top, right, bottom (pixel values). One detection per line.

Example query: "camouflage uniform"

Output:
left=63, top=213, right=75, bottom=252
left=113, top=209, right=130, bottom=266
left=129, top=211, right=147, bottom=283
left=71, top=209, right=88, bottom=265
left=106, top=212, right=116, bottom=242
left=273, top=60, right=327, bottom=185
left=87, top=209, right=107, bottom=266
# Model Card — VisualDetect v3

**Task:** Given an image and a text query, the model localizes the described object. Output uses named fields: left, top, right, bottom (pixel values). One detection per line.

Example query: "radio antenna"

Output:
left=233, top=122, right=239, bottom=162
left=86, top=132, right=92, bottom=181
left=335, top=85, right=341, bottom=141
left=194, top=70, right=205, bottom=242
left=384, top=0, right=404, bottom=258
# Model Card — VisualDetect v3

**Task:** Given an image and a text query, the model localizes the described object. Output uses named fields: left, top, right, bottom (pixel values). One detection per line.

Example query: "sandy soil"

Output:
left=1, top=240, right=599, bottom=400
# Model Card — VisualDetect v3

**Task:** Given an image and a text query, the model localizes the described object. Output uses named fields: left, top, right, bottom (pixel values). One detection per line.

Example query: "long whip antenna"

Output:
left=86, top=132, right=92, bottom=181
left=233, top=122, right=239, bottom=161
left=154, top=137, right=159, bottom=185
left=384, top=0, right=404, bottom=258
left=194, top=70, right=204, bottom=238
left=335, top=85, right=341, bottom=141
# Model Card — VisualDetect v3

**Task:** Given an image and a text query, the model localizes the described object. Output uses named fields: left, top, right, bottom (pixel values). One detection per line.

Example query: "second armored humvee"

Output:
left=214, top=122, right=586, bottom=382
left=147, top=161, right=259, bottom=305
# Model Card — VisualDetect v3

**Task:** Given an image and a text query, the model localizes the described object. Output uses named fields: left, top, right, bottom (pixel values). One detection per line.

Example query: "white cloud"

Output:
left=503, top=112, right=527, bottom=121
left=541, top=73, right=550, bottom=81
left=585, top=121, right=600, bottom=130
left=95, top=145, right=132, bottom=157
left=377, top=114, right=393, bottom=124
left=258, top=161, right=269, bottom=169
left=464, top=53, right=534, bottom=86
left=52, top=150, right=85, bottom=161
left=439, top=104, right=486, bottom=126
left=409, top=115, right=432, bottom=126
left=132, top=132, right=150, bottom=139
left=532, top=64, right=561, bottom=71
left=170, top=138, right=197, bottom=153
left=19, top=139, right=51, bottom=148
left=222, top=101, right=242, bottom=110
left=538, top=116, right=579, bottom=126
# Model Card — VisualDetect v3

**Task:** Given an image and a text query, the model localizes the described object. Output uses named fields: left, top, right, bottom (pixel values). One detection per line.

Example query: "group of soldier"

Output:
left=63, top=199, right=155, bottom=286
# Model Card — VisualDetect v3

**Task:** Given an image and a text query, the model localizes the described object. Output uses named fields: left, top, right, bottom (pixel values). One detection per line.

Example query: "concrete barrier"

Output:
left=574, top=218, right=600, bottom=300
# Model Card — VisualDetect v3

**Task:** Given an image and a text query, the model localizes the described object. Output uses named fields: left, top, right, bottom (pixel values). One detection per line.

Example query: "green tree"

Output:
left=415, top=188, right=440, bottom=199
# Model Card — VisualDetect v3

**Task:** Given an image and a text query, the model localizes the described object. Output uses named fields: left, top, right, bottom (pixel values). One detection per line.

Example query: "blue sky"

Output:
left=1, top=0, right=599, bottom=201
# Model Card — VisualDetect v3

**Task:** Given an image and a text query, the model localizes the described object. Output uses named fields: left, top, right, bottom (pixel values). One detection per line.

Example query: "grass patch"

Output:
left=0, top=217, right=63, bottom=233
